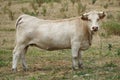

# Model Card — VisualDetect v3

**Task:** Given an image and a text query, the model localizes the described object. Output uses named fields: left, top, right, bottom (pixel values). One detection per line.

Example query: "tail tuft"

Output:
left=16, top=17, right=22, bottom=28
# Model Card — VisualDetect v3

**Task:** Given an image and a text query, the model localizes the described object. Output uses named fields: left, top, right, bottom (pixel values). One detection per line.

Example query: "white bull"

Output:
left=12, top=11, right=105, bottom=71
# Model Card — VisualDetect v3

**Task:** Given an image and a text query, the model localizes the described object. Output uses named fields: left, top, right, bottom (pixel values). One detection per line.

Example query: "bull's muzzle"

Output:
left=92, top=26, right=98, bottom=32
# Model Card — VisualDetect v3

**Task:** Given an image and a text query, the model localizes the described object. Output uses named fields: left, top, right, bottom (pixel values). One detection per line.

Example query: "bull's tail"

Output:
left=15, top=16, right=23, bottom=28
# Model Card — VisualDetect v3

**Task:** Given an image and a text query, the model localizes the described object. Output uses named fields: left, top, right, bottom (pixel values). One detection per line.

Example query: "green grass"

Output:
left=14, top=0, right=33, bottom=3
left=0, top=28, right=15, bottom=32
left=0, top=49, right=12, bottom=67
left=36, top=0, right=60, bottom=3
left=102, top=21, right=120, bottom=36
left=117, top=49, right=120, bottom=56
left=0, top=46, right=120, bottom=80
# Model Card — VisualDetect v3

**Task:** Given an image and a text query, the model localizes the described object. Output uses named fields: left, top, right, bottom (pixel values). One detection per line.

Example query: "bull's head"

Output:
left=81, top=11, right=106, bottom=32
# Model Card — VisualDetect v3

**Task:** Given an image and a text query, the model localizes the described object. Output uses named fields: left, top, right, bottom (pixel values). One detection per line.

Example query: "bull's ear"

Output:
left=98, top=11, right=106, bottom=19
left=81, top=14, right=88, bottom=21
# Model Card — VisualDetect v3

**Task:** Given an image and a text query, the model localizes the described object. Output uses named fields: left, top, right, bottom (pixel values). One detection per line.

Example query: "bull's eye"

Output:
left=97, top=19, right=99, bottom=21
left=88, top=19, right=91, bottom=21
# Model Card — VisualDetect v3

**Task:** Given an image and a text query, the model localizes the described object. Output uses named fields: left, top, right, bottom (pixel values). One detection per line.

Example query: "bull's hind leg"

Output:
left=12, top=45, right=20, bottom=72
left=12, top=44, right=28, bottom=72
left=21, top=46, right=28, bottom=71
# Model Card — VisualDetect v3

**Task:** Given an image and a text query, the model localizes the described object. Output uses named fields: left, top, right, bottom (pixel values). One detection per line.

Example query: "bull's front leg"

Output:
left=78, top=51, right=83, bottom=69
left=71, top=42, right=80, bottom=70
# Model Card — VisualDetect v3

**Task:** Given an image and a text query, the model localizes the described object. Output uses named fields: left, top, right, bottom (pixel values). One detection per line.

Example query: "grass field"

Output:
left=0, top=0, right=120, bottom=80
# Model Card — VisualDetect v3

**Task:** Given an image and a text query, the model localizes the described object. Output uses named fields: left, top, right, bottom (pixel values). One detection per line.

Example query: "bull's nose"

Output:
left=92, top=27, right=98, bottom=31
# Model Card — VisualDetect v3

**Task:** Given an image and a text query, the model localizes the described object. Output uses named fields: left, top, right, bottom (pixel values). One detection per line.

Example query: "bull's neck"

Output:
left=82, top=22, right=93, bottom=45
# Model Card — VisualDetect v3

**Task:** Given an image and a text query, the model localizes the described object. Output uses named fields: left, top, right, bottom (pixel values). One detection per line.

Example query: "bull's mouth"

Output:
left=93, top=29, right=98, bottom=32
left=91, top=29, right=98, bottom=33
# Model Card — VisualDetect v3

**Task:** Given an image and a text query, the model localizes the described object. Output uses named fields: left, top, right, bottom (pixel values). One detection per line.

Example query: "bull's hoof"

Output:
left=12, top=68, right=17, bottom=73
left=72, top=66, right=79, bottom=70
left=23, top=68, right=28, bottom=72
left=72, top=64, right=83, bottom=70
left=78, top=64, right=83, bottom=69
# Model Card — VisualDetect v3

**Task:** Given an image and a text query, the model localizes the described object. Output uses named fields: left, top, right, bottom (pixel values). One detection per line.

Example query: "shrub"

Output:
left=7, top=1, right=12, bottom=6
left=117, top=49, right=120, bottom=56
left=102, top=21, right=120, bottom=36
left=34, top=0, right=44, bottom=7
left=44, top=0, right=60, bottom=3
left=21, top=7, right=29, bottom=14
left=0, top=60, right=9, bottom=67
left=70, top=0, right=79, bottom=5
left=17, top=0, right=33, bottom=3
left=119, top=2, right=120, bottom=6
left=92, top=0, right=97, bottom=4
left=29, top=77, right=37, bottom=80
left=71, top=0, right=75, bottom=5
left=59, top=2, right=69, bottom=18
left=2, top=6, right=8, bottom=14
left=103, top=3, right=108, bottom=9
left=60, top=2, right=68, bottom=12
left=107, top=13, right=114, bottom=20
left=77, top=2, right=86, bottom=15
left=30, top=2, right=37, bottom=12
left=21, top=7, right=38, bottom=16
left=2, top=5, right=15, bottom=20
left=34, top=0, right=60, bottom=7
left=7, top=9, right=15, bottom=20
left=104, top=61, right=117, bottom=67
left=30, top=2, right=39, bottom=16
left=41, top=6, right=47, bottom=16
left=108, top=43, right=112, bottom=51
left=117, top=14, right=120, bottom=21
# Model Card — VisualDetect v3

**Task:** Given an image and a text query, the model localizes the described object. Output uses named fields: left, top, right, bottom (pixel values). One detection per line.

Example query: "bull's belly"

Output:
left=42, top=46, right=71, bottom=51
left=31, top=40, right=71, bottom=51
left=29, top=38, right=91, bottom=51
left=39, top=42, right=90, bottom=51
left=36, top=44, right=71, bottom=51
